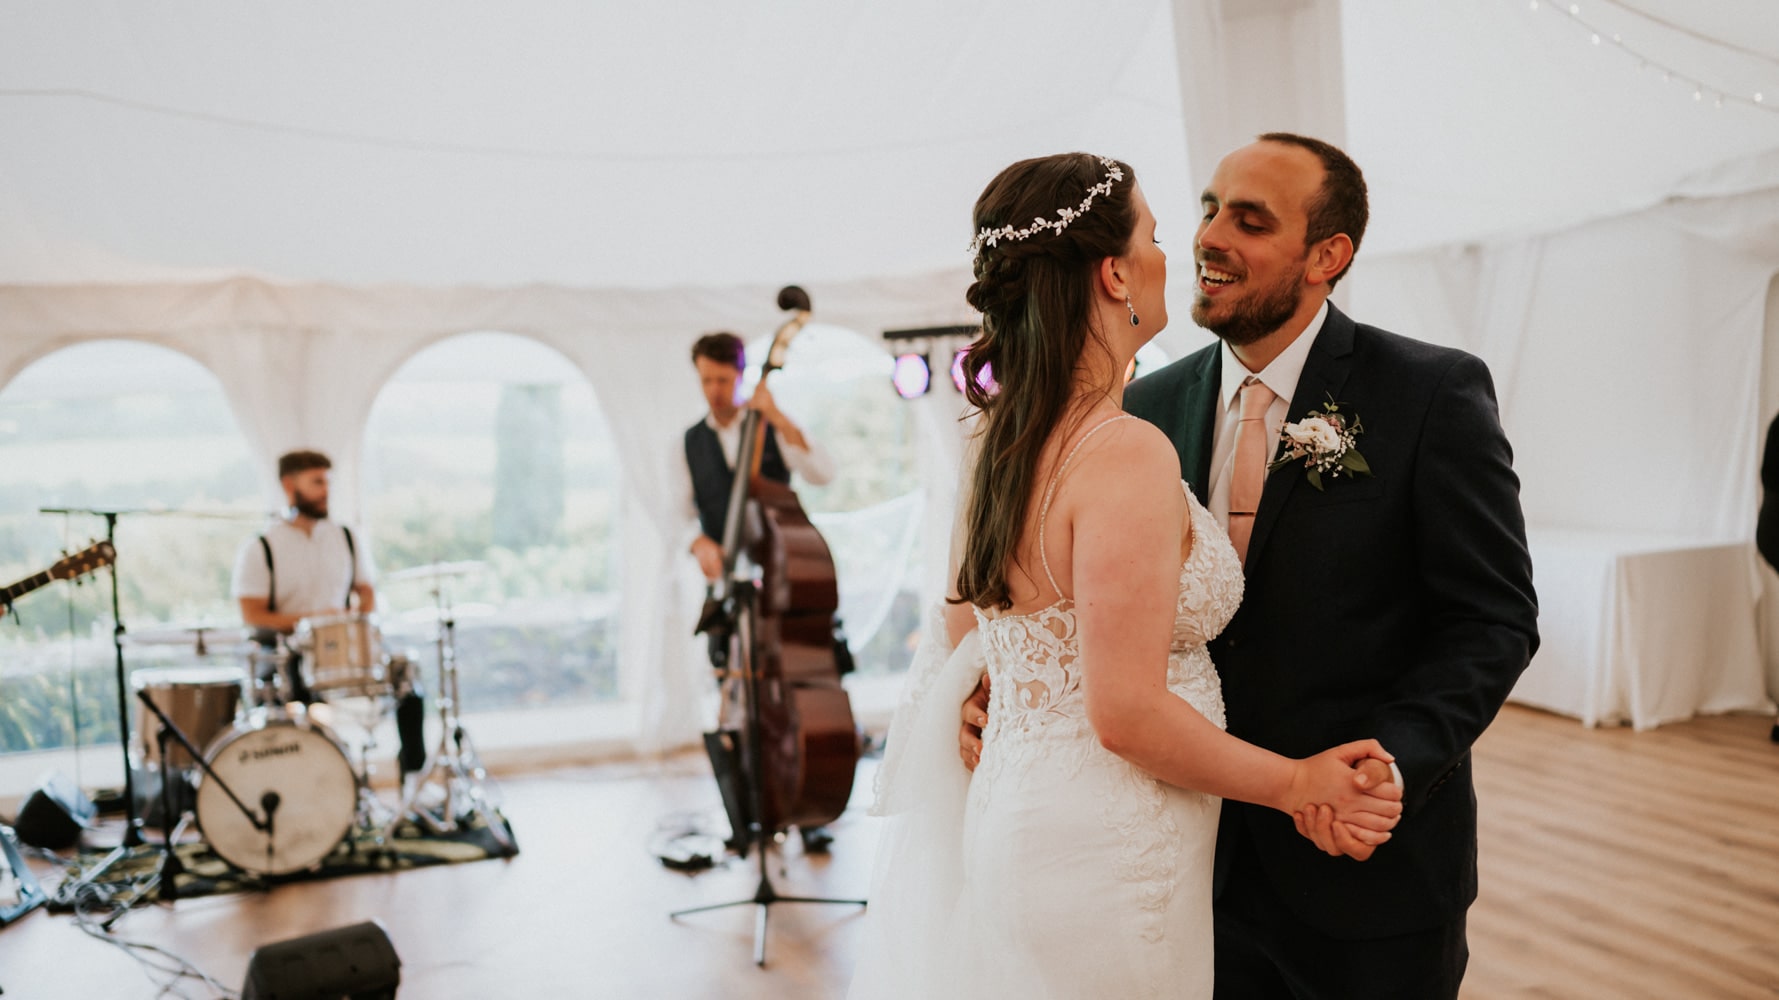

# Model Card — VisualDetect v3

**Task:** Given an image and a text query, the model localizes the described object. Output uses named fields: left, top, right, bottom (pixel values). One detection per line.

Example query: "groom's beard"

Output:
left=1191, top=253, right=1306, bottom=347
left=292, top=496, right=328, bottom=520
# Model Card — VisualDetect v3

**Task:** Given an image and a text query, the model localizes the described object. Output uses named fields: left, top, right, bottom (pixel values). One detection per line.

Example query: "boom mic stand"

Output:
left=35, top=505, right=275, bottom=853
left=39, top=508, right=144, bottom=849
left=120, top=687, right=275, bottom=912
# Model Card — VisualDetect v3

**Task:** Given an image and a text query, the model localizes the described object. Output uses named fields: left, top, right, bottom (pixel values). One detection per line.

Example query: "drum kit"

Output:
left=123, top=559, right=509, bottom=882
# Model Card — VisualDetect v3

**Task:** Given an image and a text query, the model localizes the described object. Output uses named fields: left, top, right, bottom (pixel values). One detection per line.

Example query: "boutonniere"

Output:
left=1268, top=397, right=1370, bottom=491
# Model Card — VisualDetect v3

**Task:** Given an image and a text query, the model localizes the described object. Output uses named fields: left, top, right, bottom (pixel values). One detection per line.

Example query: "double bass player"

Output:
left=674, top=327, right=842, bottom=853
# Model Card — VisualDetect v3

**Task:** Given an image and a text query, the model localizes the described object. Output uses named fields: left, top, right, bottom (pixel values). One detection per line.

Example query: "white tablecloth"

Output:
left=1511, top=529, right=1776, bottom=729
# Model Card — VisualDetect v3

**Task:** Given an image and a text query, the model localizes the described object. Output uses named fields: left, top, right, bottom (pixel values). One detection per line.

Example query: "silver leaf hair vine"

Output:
left=968, top=156, right=1126, bottom=264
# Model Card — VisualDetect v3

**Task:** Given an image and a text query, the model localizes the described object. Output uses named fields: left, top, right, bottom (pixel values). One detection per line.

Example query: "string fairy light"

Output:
left=1523, top=0, right=1778, bottom=116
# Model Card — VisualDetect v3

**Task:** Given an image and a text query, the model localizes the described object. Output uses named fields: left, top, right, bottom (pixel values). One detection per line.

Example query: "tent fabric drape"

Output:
left=0, top=271, right=975, bottom=753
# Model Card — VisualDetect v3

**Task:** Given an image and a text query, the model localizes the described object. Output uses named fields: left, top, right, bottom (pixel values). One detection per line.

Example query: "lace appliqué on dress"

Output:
left=971, top=484, right=1242, bottom=946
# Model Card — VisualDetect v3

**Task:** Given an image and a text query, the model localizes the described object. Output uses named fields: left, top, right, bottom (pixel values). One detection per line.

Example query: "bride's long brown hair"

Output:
left=955, top=153, right=1138, bottom=610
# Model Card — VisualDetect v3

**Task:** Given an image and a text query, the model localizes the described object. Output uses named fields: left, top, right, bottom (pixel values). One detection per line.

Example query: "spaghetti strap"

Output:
left=1037, top=414, right=1137, bottom=598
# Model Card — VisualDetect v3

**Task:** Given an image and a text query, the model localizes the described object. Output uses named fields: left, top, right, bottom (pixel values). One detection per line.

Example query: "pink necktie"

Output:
left=1227, top=376, right=1276, bottom=565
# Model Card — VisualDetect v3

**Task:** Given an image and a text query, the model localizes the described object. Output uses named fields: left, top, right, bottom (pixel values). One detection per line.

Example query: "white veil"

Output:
left=847, top=429, right=986, bottom=999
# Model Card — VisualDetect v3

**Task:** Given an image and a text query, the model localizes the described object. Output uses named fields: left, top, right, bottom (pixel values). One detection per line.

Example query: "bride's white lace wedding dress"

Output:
left=850, top=416, right=1244, bottom=999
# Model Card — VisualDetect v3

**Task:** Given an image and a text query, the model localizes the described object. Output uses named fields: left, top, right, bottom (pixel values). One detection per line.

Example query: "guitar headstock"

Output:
left=49, top=541, right=116, bottom=583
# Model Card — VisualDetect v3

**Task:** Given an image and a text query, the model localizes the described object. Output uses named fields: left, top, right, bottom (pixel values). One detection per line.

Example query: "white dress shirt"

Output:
left=1207, top=301, right=1330, bottom=527
left=674, top=412, right=838, bottom=543
left=230, top=517, right=374, bottom=615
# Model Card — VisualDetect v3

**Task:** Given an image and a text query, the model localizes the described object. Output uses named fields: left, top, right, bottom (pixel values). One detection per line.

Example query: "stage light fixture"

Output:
left=951, top=346, right=997, bottom=396
left=892, top=353, right=931, bottom=399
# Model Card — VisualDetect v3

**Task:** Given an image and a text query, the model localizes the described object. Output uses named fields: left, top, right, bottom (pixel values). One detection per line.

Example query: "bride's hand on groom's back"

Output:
left=959, top=674, right=991, bottom=770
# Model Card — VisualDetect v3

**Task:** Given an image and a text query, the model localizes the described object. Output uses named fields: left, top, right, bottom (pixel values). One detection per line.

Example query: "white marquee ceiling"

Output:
left=1, top=0, right=1775, bottom=290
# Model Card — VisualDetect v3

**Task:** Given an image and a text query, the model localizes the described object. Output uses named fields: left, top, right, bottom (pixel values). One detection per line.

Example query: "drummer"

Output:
left=230, top=449, right=427, bottom=780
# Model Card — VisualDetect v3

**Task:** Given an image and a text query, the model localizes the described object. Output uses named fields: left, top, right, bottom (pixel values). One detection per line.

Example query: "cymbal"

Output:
left=384, top=560, right=488, bottom=583
left=125, top=623, right=251, bottom=649
left=381, top=603, right=497, bottom=633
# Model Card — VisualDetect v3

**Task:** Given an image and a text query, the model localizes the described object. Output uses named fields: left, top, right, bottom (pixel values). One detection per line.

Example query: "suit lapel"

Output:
left=1244, top=304, right=1358, bottom=573
left=1173, top=349, right=1220, bottom=505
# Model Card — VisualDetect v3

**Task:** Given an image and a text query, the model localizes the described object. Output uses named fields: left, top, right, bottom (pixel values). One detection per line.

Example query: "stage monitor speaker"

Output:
left=12, top=772, right=95, bottom=850
left=241, top=919, right=401, bottom=1000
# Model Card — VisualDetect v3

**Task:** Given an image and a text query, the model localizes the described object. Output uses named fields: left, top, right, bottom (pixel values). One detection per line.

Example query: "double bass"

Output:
left=699, top=285, right=860, bottom=839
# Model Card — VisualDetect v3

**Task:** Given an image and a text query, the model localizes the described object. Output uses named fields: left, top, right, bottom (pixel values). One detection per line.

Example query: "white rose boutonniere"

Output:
left=1269, top=397, right=1370, bottom=491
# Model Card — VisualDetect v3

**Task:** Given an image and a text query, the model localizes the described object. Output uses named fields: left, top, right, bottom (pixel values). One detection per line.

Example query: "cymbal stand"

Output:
left=383, top=577, right=511, bottom=849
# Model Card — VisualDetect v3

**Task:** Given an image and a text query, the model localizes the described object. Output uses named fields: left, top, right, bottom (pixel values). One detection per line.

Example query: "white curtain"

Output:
left=0, top=272, right=976, bottom=754
left=1349, top=178, right=1779, bottom=542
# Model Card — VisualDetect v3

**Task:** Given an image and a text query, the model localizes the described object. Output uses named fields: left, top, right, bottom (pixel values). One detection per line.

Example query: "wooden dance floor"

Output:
left=2, top=704, right=1776, bottom=998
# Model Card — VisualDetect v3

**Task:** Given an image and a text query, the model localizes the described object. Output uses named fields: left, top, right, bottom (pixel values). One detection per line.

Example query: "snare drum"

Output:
left=294, top=613, right=391, bottom=700
left=195, top=706, right=357, bottom=876
left=132, top=666, right=246, bottom=771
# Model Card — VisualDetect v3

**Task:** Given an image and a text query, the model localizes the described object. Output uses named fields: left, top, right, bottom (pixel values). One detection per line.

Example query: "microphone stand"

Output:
left=134, top=691, right=271, bottom=857
left=36, top=505, right=277, bottom=850
left=37, top=509, right=143, bottom=848
left=100, top=690, right=274, bottom=927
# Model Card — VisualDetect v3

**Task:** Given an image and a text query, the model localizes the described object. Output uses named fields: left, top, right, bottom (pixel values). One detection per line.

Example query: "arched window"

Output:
left=361, top=333, right=621, bottom=713
left=0, top=341, right=260, bottom=758
left=744, top=323, right=924, bottom=674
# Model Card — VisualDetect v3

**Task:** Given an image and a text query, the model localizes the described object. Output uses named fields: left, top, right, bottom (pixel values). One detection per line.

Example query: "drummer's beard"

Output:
left=292, top=494, right=328, bottom=520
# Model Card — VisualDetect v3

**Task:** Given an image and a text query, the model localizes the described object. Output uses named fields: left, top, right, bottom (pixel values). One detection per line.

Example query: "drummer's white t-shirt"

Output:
left=230, top=517, right=374, bottom=617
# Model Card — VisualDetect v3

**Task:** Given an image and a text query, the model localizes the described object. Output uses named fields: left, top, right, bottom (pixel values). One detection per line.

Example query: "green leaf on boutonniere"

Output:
left=1306, top=468, right=1324, bottom=491
left=1339, top=450, right=1371, bottom=476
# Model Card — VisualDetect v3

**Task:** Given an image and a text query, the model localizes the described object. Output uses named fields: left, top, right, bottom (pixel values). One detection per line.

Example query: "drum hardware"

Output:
left=382, top=567, right=511, bottom=848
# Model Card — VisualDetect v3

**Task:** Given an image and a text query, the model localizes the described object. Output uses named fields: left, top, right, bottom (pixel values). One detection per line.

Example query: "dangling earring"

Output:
left=1125, top=295, right=1140, bottom=327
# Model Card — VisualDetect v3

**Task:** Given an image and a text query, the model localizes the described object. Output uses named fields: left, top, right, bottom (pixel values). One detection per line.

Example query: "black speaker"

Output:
left=242, top=920, right=401, bottom=1000
left=12, top=772, right=95, bottom=850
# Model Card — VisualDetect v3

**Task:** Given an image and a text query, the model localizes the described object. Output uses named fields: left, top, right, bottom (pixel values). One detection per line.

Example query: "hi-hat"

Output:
left=384, top=560, right=488, bottom=583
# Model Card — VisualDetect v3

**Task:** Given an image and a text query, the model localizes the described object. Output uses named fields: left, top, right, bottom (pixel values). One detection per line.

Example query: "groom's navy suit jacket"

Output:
left=1124, top=303, right=1539, bottom=940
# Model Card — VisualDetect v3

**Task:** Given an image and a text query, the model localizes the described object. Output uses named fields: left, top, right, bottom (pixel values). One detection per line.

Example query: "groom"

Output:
left=965, top=134, right=1538, bottom=998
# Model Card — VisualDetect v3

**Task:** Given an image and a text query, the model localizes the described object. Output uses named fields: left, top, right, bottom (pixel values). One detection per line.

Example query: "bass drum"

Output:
left=195, top=707, right=357, bottom=876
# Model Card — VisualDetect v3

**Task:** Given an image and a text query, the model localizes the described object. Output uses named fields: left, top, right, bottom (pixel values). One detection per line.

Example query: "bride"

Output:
left=848, top=153, right=1402, bottom=998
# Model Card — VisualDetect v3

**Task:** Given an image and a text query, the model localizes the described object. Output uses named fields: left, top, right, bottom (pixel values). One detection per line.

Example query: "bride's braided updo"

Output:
left=956, top=153, right=1138, bottom=611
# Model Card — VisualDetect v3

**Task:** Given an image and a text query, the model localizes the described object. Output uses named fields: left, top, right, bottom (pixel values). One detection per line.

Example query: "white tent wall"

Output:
left=5, top=0, right=1779, bottom=754
left=1760, top=273, right=1779, bottom=702
left=1351, top=183, right=1779, bottom=540
left=0, top=271, right=977, bottom=755
left=1350, top=168, right=1779, bottom=715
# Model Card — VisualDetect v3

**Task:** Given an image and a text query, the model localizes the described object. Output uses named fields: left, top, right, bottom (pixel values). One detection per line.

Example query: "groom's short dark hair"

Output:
left=1257, top=132, right=1368, bottom=288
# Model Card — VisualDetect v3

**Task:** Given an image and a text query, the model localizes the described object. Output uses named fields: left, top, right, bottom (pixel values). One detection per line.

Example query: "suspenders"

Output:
left=259, top=524, right=358, bottom=613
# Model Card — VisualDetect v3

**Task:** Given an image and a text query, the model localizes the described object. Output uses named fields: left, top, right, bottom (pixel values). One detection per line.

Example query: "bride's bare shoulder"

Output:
left=1073, top=417, right=1183, bottom=494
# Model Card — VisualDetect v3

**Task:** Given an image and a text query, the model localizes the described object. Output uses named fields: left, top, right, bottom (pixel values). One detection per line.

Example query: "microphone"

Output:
left=261, top=790, right=281, bottom=836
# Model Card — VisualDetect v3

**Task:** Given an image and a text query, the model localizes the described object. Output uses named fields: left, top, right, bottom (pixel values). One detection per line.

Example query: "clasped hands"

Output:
left=957, top=675, right=1403, bottom=861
